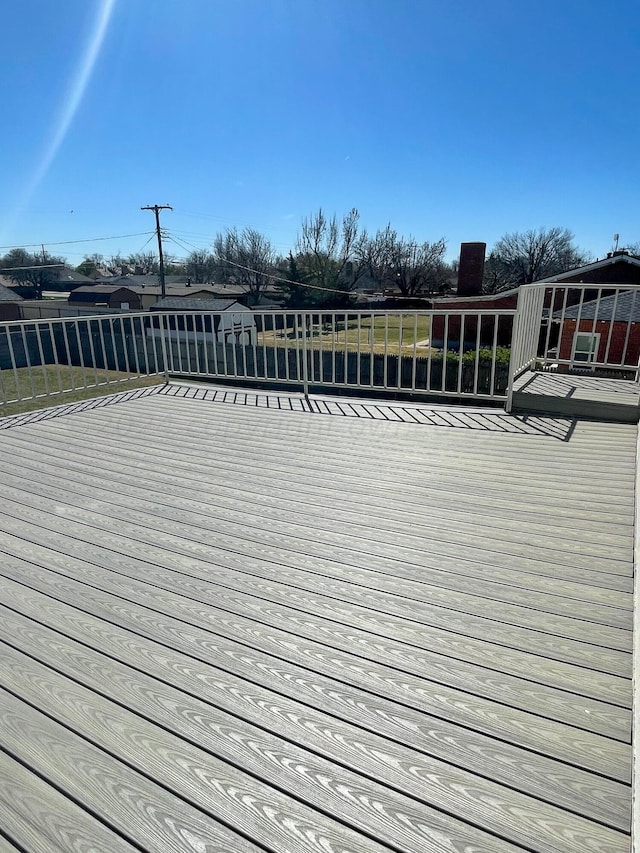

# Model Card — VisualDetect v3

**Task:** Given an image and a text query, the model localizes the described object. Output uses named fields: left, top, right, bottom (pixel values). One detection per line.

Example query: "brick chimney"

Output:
left=457, top=242, right=486, bottom=296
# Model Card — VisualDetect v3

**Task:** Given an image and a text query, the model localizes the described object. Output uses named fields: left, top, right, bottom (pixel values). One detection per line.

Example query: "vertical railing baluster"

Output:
left=457, top=314, right=465, bottom=395
left=473, top=315, right=482, bottom=396
left=411, top=313, right=418, bottom=391
left=441, top=314, right=449, bottom=394
left=20, top=323, right=36, bottom=400
left=490, top=314, right=499, bottom=397
left=621, top=291, right=637, bottom=368
left=603, top=289, right=620, bottom=365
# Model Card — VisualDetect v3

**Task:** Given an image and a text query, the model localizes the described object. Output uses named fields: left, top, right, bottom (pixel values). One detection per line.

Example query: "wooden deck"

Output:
left=512, top=371, right=640, bottom=422
left=0, top=382, right=635, bottom=853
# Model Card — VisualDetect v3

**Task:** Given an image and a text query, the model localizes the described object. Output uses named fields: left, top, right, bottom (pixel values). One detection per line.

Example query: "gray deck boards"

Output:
left=512, top=372, right=640, bottom=422
left=0, top=384, right=634, bottom=852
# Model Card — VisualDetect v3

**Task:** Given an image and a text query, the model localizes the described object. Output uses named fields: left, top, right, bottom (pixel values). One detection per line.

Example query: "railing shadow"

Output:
left=0, top=385, right=162, bottom=430
left=160, top=383, right=578, bottom=441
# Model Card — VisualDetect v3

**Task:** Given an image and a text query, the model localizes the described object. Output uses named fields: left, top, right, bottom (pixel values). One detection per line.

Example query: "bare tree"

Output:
left=106, top=254, right=127, bottom=275
left=356, top=226, right=447, bottom=297
left=293, top=208, right=365, bottom=304
left=212, top=227, right=277, bottom=301
left=484, top=227, right=589, bottom=291
left=127, top=251, right=158, bottom=275
left=0, top=248, right=66, bottom=299
left=185, top=249, right=215, bottom=284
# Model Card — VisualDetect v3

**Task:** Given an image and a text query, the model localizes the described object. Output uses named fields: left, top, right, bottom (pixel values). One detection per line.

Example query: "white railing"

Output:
left=151, top=308, right=515, bottom=400
left=0, top=314, right=165, bottom=408
left=0, top=308, right=516, bottom=410
left=508, top=285, right=546, bottom=379
left=505, top=282, right=640, bottom=411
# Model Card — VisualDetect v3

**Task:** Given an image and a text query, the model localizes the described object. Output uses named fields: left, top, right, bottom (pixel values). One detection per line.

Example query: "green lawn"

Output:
left=0, top=366, right=164, bottom=417
left=259, top=315, right=432, bottom=354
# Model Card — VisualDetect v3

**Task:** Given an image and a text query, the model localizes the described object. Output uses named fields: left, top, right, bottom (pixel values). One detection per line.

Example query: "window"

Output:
left=571, top=331, right=600, bottom=364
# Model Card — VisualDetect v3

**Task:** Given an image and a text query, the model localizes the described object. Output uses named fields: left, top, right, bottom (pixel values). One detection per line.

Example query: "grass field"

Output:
left=259, top=315, right=432, bottom=354
left=0, top=366, right=163, bottom=417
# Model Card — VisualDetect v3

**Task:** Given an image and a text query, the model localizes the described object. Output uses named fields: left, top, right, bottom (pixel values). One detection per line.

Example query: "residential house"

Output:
left=430, top=249, right=640, bottom=353
left=68, top=285, right=142, bottom=311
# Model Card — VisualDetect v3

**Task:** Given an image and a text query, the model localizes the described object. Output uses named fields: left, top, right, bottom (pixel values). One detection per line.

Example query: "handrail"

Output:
left=0, top=308, right=517, bottom=409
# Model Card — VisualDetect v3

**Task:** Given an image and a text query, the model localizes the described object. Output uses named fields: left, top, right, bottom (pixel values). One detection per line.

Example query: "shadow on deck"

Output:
left=511, top=371, right=640, bottom=423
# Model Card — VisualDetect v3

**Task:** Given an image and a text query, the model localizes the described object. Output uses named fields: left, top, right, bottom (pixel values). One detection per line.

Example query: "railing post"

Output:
left=505, top=290, right=525, bottom=413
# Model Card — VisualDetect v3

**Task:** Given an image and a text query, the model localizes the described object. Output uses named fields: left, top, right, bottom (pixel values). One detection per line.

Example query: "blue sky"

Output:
left=1, top=0, right=639, bottom=265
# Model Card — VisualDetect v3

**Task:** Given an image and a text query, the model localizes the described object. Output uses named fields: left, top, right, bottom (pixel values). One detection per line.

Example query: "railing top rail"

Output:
left=0, top=307, right=518, bottom=328
left=148, top=308, right=519, bottom=317
left=520, top=281, right=640, bottom=291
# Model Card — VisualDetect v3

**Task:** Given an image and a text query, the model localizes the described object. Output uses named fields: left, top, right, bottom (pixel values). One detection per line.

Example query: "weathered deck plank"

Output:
left=0, top=589, right=628, bottom=832
left=0, top=749, right=138, bottom=853
left=0, top=387, right=634, bottom=852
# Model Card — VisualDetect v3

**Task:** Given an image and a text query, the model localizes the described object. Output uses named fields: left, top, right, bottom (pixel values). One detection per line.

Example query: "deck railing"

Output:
left=0, top=314, right=166, bottom=408
left=0, top=308, right=516, bottom=410
left=505, top=281, right=640, bottom=411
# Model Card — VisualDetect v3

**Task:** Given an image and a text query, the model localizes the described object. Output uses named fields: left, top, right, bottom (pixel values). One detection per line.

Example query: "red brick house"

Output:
left=555, top=289, right=640, bottom=369
left=430, top=251, right=640, bottom=354
left=430, top=290, right=519, bottom=349
left=544, top=252, right=640, bottom=369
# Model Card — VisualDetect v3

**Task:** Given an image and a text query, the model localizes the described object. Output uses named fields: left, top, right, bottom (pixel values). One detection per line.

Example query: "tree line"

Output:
left=2, top=209, right=637, bottom=303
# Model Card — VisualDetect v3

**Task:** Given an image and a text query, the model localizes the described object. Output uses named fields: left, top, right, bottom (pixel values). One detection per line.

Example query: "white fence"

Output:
left=0, top=309, right=516, bottom=409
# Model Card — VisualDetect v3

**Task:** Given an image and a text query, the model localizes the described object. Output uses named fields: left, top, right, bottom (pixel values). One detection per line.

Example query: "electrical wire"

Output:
left=0, top=263, right=66, bottom=272
left=0, top=231, right=154, bottom=251
left=220, top=257, right=372, bottom=297
left=166, top=233, right=199, bottom=256
left=134, top=232, right=158, bottom=255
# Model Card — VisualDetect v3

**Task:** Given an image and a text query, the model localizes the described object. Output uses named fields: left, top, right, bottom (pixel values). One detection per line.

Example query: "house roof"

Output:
left=0, top=282, right=23, bottom=302
left=555, top=288, right=640, bottom=323
left=535, top=251, right=640, bottom=283
left=56, top=268, right=95, bottom=284
left=69, top=285, right=138, bottom=298
left=150, top=297, right=240, bottom=311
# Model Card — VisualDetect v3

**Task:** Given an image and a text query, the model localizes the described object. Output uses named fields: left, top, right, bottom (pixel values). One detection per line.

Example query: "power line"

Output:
left=221, top=258, right=362, bottom=297
left=221, top=257, right=432, bottom=301
left=0, top=231, right=154, bottom=251
left=134, top=232, right=158, bottom=255
left=0, top=263, right=66, bottom=272
left=167, top=232, right=207, bottom=254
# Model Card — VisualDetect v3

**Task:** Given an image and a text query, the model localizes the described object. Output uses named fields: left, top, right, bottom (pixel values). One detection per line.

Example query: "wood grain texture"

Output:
left=0, top=584, right=629, bottom=830
left=0, top=387, right=633, bottom=853
left=0, top=438, right=633, bottom=587
left=3, top=447, right=633, bottom=608
left=1, top=607, right=632, bottom=846
left=0, top=511, right=630, bottom=695
left=0, top=646, right=533, bottom=853
left=0, top=749, right=138, bottom=853
left=0, top=561, right=630, bottom=782
left=0, top=690, right=261, bottom=853
left=0, top=543, right=629, bottom=743
left=0, top=489, right=632, bottom=665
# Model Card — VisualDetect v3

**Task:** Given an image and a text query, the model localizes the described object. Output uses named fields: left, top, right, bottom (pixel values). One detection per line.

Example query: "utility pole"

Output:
left=141, top=204, right=172, bottom=298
